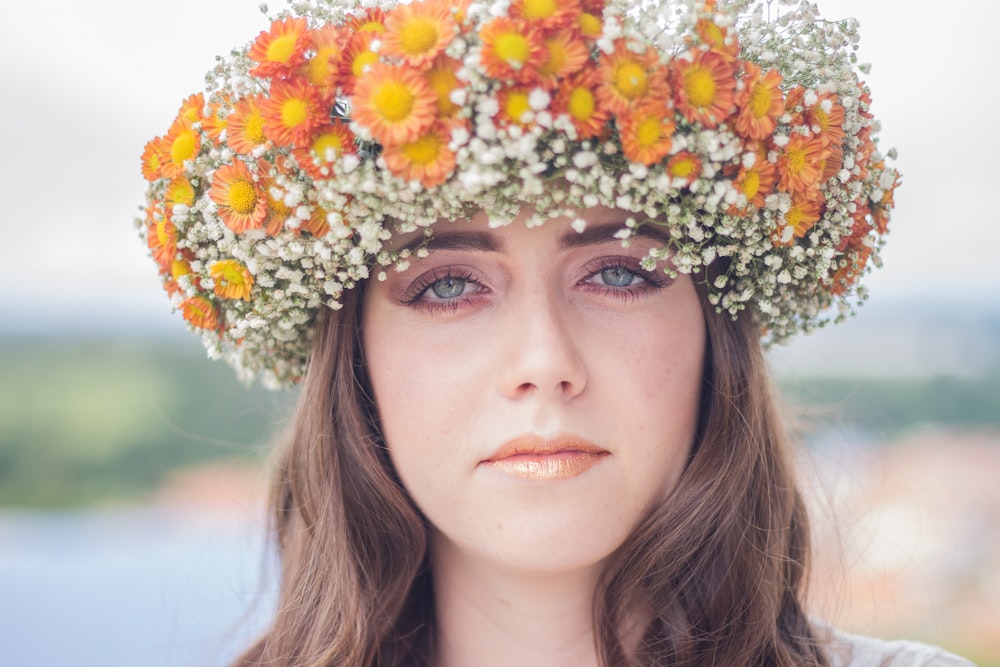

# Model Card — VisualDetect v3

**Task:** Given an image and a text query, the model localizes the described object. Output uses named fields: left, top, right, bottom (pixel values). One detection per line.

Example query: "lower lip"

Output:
left=482, top=451, right=608, bottom=481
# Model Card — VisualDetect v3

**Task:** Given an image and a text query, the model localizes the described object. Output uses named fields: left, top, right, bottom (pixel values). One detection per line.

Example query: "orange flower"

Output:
left=165, top=177, right=196, bottom=207
left=341, top=31, right=381, bottom=95
left=870, top=167, right=900, bottom=234
left=147, top=215, right=177, bottom=270
left=226, top=95, right=268, bottom=156
left=730, top=146, right=775, bottom=211
left=510, top=0, right=581, bottom=31
left=552, top=70, right=609, bottom=140
left=804, top=93, right=846, bottom=146
left=618, top=104, right=676, bottom=165
left=671, top=48, right=736, bottom=128
left=141, top=136, right=169, bottom=181
left=596, top=40, right=669, bottom=117
left=181, top=296, right=220, bottom=331
left=178, top=93, right=206, bottom=124
left=773, top=192, right=822, bottom=245
left=351, top=62, right=438, bottom=146
left=300, top=24, right=347, bottom=100
left=734, top=63, right=784, bottom=140
left=201, top=100, right=228, bottom=141
left=497, top=86, right=535, bottom=126
left=209, top=161, right=268, bottom=233
left=478, top=17, right=547, bottom=84
left=248, top=17, right=312, bottom=80
left=695, top=17, right=740, bottom=62
left=260, top=77, right=327, bottom=149
left=161, top=117, right=201, bottom=178
left=293, top=122, right=356, bottom=180
left=346, top=6, right=387, bottom=34
left=827, top=243, right=872, bottom=296
left=818, top=142, right=844, bottom=183
left=382, top=0, right=458, bottom=68
left=382, top=122, right=457, bottom=188
left=776, top=133, right=826, bottom=193
left=260, top=177, right=295, bottom=236
left=666, top=151, right=702, bottom=186
left=538, top=29, right=589, bottom=87
left=425, top=55, right=464, bottom=119
left=210, top=259, right=255, bottom=301
left=299, top=205, right=331, bottom=237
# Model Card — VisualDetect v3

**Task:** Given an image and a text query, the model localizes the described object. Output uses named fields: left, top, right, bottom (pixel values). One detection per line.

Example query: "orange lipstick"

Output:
left=480, top=434, right=609, bottom=481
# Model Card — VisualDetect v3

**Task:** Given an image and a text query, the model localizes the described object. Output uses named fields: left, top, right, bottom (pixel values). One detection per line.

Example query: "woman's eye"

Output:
left=429, top=276, right=468, bottom=299
left=598, top=266, right=641, bottom=288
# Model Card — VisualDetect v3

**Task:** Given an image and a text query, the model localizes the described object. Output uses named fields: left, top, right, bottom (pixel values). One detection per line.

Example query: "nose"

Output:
left=496, top=286, right=587, bottom=400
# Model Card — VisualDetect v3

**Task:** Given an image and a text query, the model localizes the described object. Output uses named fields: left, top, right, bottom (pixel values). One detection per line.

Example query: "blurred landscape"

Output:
left=1, top=298, right=998, bottom=666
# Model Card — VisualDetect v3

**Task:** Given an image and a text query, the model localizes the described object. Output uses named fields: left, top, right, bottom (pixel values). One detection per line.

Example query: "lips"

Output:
left=480, top=434, right=609, bottom=481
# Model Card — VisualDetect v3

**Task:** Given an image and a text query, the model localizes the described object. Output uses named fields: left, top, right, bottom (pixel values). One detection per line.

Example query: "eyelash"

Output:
left=401, top=258, right=670, bottom=314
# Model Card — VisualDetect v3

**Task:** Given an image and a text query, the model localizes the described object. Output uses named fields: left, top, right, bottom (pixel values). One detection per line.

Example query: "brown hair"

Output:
left=234, top=276, right=827, bottom=666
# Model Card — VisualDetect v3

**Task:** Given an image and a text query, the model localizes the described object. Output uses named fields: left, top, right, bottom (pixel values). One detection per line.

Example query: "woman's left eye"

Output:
left=595, top=266, right=642, bottom=288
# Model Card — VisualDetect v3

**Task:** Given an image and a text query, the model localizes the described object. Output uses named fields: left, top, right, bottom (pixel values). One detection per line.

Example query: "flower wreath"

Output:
left=137, top=0, right=900, bottom=388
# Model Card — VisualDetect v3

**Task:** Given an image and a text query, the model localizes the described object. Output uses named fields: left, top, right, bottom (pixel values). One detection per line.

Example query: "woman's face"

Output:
left=362, top=207, right=706, bottom=574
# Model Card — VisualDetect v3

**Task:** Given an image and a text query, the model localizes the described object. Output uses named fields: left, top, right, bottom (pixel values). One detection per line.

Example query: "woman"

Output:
left=137, top=0, right=975, bottom=664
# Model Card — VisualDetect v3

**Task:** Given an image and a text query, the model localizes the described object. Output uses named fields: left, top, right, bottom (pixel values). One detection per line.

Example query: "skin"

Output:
left=362, top=206, right=706, bottom=667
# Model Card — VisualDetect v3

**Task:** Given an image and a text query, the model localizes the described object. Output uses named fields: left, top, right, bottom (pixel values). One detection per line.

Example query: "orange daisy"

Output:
left=671, top=48, right=736, bottom=128
left=346, top=6, right=388, bottom=34
left=818, top=142, right=844, bottom=183
left=180, top=296, right=220, bottom=331
left=147, top=216, right=177, bottom=270
left=596, top=40, right=669, bottom=117
left=538, top=29, right=589, bottom=87
left=729, top=145, right=775, bottom=212
left=827, top=243, right=873, bottom=296
left=259, top=77, right=327, bottom=149
left=301, top=205, right=332, bottom=237
left=804, top=93, right=846, bottom=146
left=161, top=117, right=201, bottom=178
left=870, top=167, right=900, bottom=235
left=209, top=161, right=268, bottom=234
left=141, top=136, right=169, bottom=181
left=341, top=31, right=381, bottom=95
left=666, top=151, right=702, bottom=186
left=165, top=177, right=196, bottom=207
left=618, top=104, right=676, bottom=165
left=425, top=55, right=464, bottom=120
left=382, top=122, right=457, bottom=188
left=381, top=0, right=458, bottom=68
left=300, top=24, right=347, bottom=101
left=292, top=122, right=356, bottom=180
left=226, top=95, right=268, bottom=156
left=248, top=17, right=312, bottom=80
left=351, top=62, right=438, bottom=146
left=201, top=100, right=228, bottom=141
left=497, top=86, right=536, bottom=127
left=177, top=93, right=206, bottom=124
left=773, top=192, right=823, bottom=246
left=734, top=63, right=784, bottom=140
left=695, top=17, right=740, bottom=62
left=478, top=17, right=547, bottom=84
left=577, top=11, right=603, bottom=39
left=552, top=70, right=609, bottom=140
left=210, top=260, right=255, bottom=301
left=510, top=0, right=581, bottom=31
left=776, top=133, right=826, bottom=193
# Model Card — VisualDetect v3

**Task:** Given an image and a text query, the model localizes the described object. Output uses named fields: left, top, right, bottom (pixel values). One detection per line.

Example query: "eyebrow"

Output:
left=558, top=221, right=673, bottom=248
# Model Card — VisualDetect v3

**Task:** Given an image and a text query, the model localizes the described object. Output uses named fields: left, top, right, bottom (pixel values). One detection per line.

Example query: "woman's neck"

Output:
left=431, top=532, right=603, bottom=667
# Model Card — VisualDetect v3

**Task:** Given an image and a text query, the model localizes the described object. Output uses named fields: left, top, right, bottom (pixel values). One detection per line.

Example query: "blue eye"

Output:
left=430, top=277, right=467, bottom=299
left=599, top=266, right=639, bottom=287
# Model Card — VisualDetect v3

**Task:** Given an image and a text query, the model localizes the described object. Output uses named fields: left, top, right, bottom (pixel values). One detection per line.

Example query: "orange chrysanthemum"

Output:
left=578, top=11, right=603, bottom=38
left=346, top=6, right=388, bottom=34
left=497, top=86, right=536, bottom=126
left=695, top=17, right=739, bottom=62
left=301, top=205, right=332, bottom=237
left=165, top=177, right=196, bottom=207
left=478, top=17, right=547, bottom=84
left=178, top=93, right=206, bottom=124
left=293, top=122, right=356, bottom=180
left=141, top=136, right=169, bottom=181
left=870, top=166, right=900, bottom=235
left=248, top=17, right=312, bottom=80
left=181, top=296, right=220, bottom=331
left=538, top=29, right=589, bottom=87
left=351, top=62, right=438, bottom=146
left=161, top=117, right=201, bottom=178
left=510, top=0, right=581, bottom=31
left=260, top=77, right=327, bottom=149
left=596, top=40, right=669, bottom=117
left=147, top=216, right=177, bottom=270
left=341, top=31, right=381, bottom=95
left=671, top=48, right=736, bottom=128
left=260, top=175, right=295, bottom=236
left=382, top=122, right=457, bottom=188
left=734, top=63, right=784, bottom=140
left=804, top=93, right=846, bottom=146
left=729, top=145, right=775, bottom=212
left=666, top=151, right=702, bottom=186
left=300, top=24, right=347, bottom=100
left=773, top=192, right=823, bottom=246
left=210, top=260, right=255, bottom=301
left=209, top=161, right=268, bottom=234
left=552, top=70, right=609, bottom=140
left=201, top=101, right=228, bottom=141
left=226, top=95, right=268, bottom=156
left=618, top=105, right=676, bottom=165
left=382, top=0, right=458, bottom=68
left=425, top=56, right=464, bottom=119
left=776, top=133, right=826, bottom=193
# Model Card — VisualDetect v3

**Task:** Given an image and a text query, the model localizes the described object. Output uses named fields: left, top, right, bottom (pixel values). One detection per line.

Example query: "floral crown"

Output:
left=137, top=0, right=900, bottom=388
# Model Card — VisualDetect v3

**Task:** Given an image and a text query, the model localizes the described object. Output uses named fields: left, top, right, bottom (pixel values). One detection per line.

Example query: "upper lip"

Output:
left=482, top=434, right=608, bottom=463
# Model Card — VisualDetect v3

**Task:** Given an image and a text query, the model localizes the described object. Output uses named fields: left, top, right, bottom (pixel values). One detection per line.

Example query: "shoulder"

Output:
left=821, top=626, right=978, bottom=667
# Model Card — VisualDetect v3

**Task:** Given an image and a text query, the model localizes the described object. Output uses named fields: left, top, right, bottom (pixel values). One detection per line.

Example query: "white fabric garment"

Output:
left=826, top=627, right=978, bottom=667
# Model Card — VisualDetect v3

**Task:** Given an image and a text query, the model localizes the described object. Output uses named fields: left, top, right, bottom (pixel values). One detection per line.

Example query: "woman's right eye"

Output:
left=428, top=276, right=469, bottom=299
left=401, top=268, right=487, bottom=313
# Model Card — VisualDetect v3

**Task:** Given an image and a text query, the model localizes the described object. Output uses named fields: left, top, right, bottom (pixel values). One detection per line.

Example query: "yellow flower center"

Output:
left=312, top=133, right=345, bottom=161
left=699, top=20, right=725, bottom=49
left=352, top=50, right=379, bottom=77
left=214, top=260, right=250, bottom=286
left=167, top=178, right=196, bottom=206
left=786, top=147, right=806, bottom=174
left=579, top=13, right=602, bottom=38
left=813, top=108, right=830, bottom=132
left=671, top=158, right=697, bottom=178
left=741, top=170, right=760, bottom=199
left=402, top=133, right=442, bottom=165
left=494, top=33, right=531, bottom=68
left=170, top=131, right=198, bottom=165
left=305, top=47, right=337, bottom=85
left=266, top=34, right=299, bottom=64
left=358, top=20, right=386, bottom=33
left=171, top=260, right=190, bottom=280
left=427, top=66, right=460, bottom=115
left=686, top=66, right=717, bottom=108
left=749, top=82, right=772, bottom=118
left=245, top=112, right=266, bottom=144
left=614, top=61, right=648, bottom=99
left=568, top=87, right=595, bottom=121
left=227, top=179, right=259, bottom=214
left=785, top=205, right=806, bottom=229
left=635, top=116, right=662, bottom=147
left=400, top=17, right=439, bottom=55
left=541, top=40, right=567, bottom=76
left=281, top=97, right=309, bottom=129
left=155, top=219, right=171, bottom=246
left=505, top=92, right=531, bottom=124
left=374, top=81, right=416, bottom=122
left=522, top=0, right=556, bottom=19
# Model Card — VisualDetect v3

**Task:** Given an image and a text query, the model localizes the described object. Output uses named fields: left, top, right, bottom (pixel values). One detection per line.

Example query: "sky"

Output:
left=1, top=0, right=998, bottom=341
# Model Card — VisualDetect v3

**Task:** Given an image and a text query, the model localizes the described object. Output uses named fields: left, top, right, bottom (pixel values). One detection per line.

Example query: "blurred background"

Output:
left=1, top=0, right=998, bottom=665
